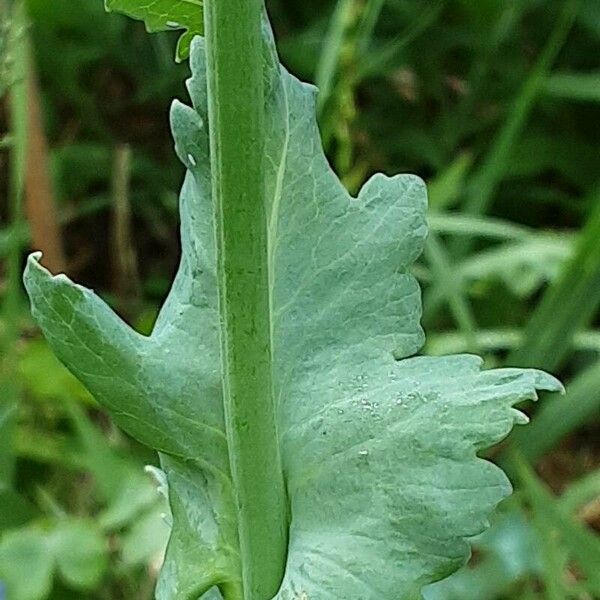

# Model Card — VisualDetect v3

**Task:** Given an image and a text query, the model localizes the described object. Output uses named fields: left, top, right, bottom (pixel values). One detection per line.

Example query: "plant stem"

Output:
left=0, top=0, right=27, bottom=491
left=204, top=2, right=288, bottom=599
left=111, top=143, right=141, bottom=315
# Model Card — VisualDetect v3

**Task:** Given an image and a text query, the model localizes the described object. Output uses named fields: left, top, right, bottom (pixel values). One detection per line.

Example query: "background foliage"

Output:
left=0, top=0, right=599, bottom=598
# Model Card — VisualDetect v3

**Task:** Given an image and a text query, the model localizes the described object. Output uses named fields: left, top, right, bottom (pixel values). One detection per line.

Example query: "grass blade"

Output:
left=428, top=213, right=532, bottom=241
left=426, top=328, right=600, bottom=356
left=514, top=453, right=600, bottom=596
left=544, top=71, right=600, bottom=102
left=315, top=0, right=356, bottom=116
left=459, top=0, right=579, bottom=228
left=422, top=232, right=479, bottom=352
left=508, top=187, right=600, bottom=371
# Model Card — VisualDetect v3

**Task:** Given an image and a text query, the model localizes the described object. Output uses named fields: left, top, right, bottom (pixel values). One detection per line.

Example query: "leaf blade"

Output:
left=104, top=0, right=204, bottom=60
left=23, top=23, right=565, bottom=600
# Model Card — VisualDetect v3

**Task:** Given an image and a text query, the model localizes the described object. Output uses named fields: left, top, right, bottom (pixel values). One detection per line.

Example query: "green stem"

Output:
left=204, top=2, right=288, bottom=599
left=1, top=0, right=28, bottom=490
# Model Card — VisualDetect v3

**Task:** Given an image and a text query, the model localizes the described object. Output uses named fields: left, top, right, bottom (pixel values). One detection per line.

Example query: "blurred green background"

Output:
left=1, top=0, right=599, bottom=598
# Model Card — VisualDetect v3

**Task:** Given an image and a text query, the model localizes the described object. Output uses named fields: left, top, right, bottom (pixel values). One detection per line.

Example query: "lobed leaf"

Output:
left=104, top=0, right=203, bottom=60
left=0, top=520, right=107, bottom=599
left=23, top=22, right=562, bottom=600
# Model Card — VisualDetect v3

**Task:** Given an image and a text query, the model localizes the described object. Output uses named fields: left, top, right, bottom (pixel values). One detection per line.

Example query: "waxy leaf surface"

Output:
left=105, top=0, right=203, bottom=59
left=24, top=28, right=561, bottom=600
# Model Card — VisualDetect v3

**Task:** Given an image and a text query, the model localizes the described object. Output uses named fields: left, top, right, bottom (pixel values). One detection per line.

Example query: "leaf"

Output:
left=0, top=488, right=36, bottom=532
left=544, top=71, right=600, bottom=103
left=427, top=154, right=473, bottom=211
left=64, top=402, right=160, bottom=530
left=18, top=340, right=92, bottom=404
left=50, top=521, right=107, bottom=590
left=0, top=529, right=53, bottom=600
left=0, top=397, right=17, bottom=491
left=456, top=234, right=574, bottom=297
left=427, top=213, right=531, bottom=242
left=121, top=503, right=170, bottom=567
left=104, top=0, right=203, bottom=60
left=24, top=28, right=561, bottom=600
left=423, top=508, right=543, bottom=600
left=515, top=454, right=600, bottom=596
left=0, top=520, right=106, bottom=599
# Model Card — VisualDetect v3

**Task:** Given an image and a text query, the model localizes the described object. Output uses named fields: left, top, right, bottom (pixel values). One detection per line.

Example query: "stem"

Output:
left=0, top=0, right=27, bottom=490
left=204, top=2, right=288, bottom=599
left=5, top=0, right=27, bottom=343
left=111, top=144, right=141, bottom=315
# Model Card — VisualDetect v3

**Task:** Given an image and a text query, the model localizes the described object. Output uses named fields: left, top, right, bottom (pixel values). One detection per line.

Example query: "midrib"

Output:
left=267, top=79, right=291, bottom=347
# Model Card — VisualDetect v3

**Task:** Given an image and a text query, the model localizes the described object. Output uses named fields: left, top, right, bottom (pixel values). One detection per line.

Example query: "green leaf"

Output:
left=514, top=453, right=600, bottom=597
left=427, top=154, right=473, bottom=211
left=508, top=189, right=600, bottom=371
left=0, top=488, right=36, bottom=532
left=0, top=520, right=106, bottom=599
left=121, top=503, right=170, bottom=567
left=63, top=402, right=160, bottom=530
left=0, top=397, right=17, bottom=491
left=423, top=508, right=543, bottom=600
left=18, top=340, right=92, bottom=404
left=0, top=528, right=53, bottom=600
left=50, top=521, right=107, bottom=590
left=24, top=29, right=561, bottom=600
left=104, top=0, right=203, bottom=60
left=544, top=71, right=600, bottom=103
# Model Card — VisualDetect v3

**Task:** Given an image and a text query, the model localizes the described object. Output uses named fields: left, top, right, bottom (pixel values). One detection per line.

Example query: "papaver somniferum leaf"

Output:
left=104, top=0, right=203, bottom=60
left=23, top=21, right=561, bottom=600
